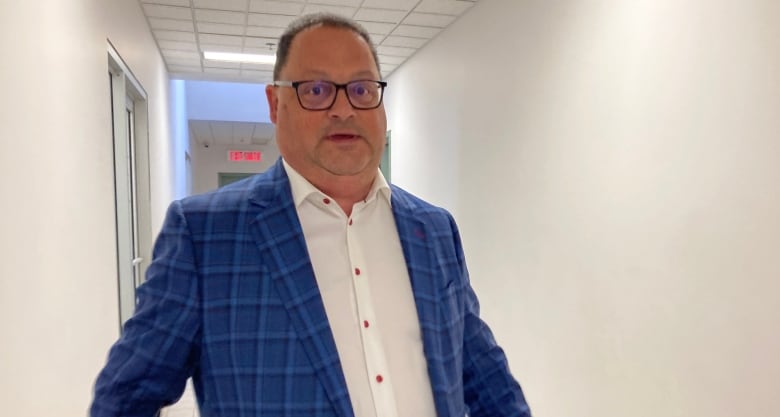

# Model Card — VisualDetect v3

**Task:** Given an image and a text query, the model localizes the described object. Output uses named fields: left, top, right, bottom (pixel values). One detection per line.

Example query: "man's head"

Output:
left=273, top=13, right=381, bottom=81
left=266, top=13, right=387, bottom=192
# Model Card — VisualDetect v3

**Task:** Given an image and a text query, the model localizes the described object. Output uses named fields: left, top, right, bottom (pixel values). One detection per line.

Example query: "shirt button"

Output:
left=323, top=198, right=331, bottom=204
left=376, top=375, right=383, bottom=383
left=363, top=320, right=370, bottom=328
left=348, top=218, right=353, bottom=226
left=355, top=267, right=361, bottom=276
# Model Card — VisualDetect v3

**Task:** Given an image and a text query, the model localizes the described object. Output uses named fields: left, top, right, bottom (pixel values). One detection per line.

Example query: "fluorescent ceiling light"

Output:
left=203, top=51, right=276, bottom=65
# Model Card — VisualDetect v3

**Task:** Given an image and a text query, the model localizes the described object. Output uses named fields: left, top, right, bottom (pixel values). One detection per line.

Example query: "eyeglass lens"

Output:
left=297, top=80, right=383, bottom=109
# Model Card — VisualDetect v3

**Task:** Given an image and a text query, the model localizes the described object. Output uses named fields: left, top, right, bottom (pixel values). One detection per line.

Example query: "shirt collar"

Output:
left=282, top=158, right=392, bottom=208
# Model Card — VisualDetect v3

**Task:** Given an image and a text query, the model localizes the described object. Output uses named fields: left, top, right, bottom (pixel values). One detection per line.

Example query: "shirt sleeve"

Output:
left=91, top=200, right=202, bottom=417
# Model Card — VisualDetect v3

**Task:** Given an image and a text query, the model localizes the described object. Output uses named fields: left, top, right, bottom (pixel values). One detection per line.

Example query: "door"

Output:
left=109, top=43, right=152, bottom=329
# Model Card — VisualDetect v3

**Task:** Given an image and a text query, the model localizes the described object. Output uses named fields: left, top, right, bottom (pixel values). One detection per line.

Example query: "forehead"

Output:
left=283, top=25, right=379, bottom=78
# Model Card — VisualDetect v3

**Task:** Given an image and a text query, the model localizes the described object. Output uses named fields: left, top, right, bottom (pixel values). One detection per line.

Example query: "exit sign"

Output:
left=228, top=150, right=262, bottom=162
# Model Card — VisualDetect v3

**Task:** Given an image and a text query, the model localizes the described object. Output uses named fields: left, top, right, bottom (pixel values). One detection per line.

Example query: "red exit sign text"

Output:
left=228, top=150, right=262, bottom=162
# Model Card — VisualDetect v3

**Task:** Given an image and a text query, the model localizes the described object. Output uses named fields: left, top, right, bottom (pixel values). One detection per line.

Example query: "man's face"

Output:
left=266, top=25, right=387, bottom=185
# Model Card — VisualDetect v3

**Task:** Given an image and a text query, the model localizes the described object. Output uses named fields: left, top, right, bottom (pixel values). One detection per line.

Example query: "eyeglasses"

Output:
left=272, top=79, right=388, bottom=110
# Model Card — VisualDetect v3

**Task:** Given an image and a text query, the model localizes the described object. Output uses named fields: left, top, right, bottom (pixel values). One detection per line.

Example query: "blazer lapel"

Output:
left=391, top=188, right=452, bottom=417
left=247, top=161, right=353, bottom=417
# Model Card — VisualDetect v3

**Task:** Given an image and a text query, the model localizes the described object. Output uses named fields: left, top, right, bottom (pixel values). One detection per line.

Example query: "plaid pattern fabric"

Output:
left=91, top=159, right=530, bottom=417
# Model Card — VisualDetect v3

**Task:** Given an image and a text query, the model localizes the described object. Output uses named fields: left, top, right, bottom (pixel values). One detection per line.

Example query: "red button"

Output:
left=355, top=268, right=361, bottom=276
left=323, top=198, right=331, bottom=204
left=363, top=320, right=369, bottom=328
left=376, top=375, right=383, bottom=383
left=348, top=219, right=353, bottom=226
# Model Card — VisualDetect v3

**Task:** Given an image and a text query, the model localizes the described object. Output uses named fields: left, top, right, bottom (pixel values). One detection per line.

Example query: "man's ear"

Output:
left=266, top=84, right=278, bottom=124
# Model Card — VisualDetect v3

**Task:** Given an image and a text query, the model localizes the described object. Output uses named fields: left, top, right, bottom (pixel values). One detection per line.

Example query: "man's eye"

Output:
left=303, top=83, right=330, bottom=96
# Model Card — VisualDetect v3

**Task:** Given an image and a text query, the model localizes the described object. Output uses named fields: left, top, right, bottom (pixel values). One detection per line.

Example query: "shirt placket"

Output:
left=346, top=204, right=399, bottom=417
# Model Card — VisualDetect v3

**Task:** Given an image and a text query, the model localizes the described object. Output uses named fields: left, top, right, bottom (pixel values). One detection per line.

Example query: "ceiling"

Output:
left=139, top=0, right=480, bottom=84
left=189, top=120, right=276, bottom=147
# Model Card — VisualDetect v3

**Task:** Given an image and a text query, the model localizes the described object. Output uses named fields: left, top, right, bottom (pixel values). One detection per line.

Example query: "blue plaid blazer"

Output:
left=92, top=159, right=530, bottom=417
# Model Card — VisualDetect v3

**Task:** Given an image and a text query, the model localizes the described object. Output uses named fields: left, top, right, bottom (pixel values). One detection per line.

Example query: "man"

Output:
left=91, top=13, right=531, bottom=417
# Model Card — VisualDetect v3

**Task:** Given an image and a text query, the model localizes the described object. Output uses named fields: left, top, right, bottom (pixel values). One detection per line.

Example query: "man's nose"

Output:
left=327, top=88, right=356, bottom=119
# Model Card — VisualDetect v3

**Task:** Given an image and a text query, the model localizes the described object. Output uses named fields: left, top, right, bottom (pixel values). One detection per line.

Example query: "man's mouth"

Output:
left=327, top=133, right=359, bottom=140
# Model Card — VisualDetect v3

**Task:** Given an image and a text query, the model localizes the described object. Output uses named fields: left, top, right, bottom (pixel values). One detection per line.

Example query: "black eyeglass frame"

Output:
left=272, top=79, right=388, bottom=110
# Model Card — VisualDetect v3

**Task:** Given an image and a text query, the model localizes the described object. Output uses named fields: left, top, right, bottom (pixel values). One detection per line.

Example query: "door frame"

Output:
left=108, top=41, right=153, bottom=329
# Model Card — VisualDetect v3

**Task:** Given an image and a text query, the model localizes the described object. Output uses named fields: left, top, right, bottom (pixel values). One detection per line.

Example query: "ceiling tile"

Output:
left=250, top=125, right=275, bottom=145
left=391, top=24, right=441, bottom=38
left=309, top=0, right=363, bottom=7
left=242, top=47, right=278, bottom=56
left=356, top=21, right=396, bottom=36
left=141, top=0, right=470, bottom=81
left=254, top=138, right=275, bottom=146
left=189, top=120, right=213, bottom=142
left=157, top=40, right=199, bottom=51
left=377, top=45, right=415, bottom=57
left=214, top=131, right=235, bottom=145
left=197, top=22, right=246, bottom=35
left=199, top=33, right=244, bottom=46
left=210, top=121, right=235, bottom=144
left=142, top=0, right=191, bottom=6
left=193, top=0, right=249, bottom=12
left=233, top=122, right=255, bottom=142
left=381, top=63, right=399, bottom=72
left=353, top=8, right=407, bottom=23
left=195, top=9, right=246, bottom=25
left=163, top=49, right=201, bottom=60
left=148, top=17, right=195, bottom=31
left=166, top=56, right=203, bottom=66
left=402, top=12, right=455, bottom=27
left=361, top=0, right=418, bottom=10
left=200, top=44, right=244, bottom=53
left=248, top=13, right=296, bottom=27
left=244, top=36, right=278, bottom=47
left=377, top=54, right=406, bottom=65
left=381, top=35, right=427, bottom=48
left=240, top=62, right=276, bottom=70
left=154, top=30, right=197, bottom=42
left=302, top=4, right=356, bottom=17
left=245, top=26, right=284, bottom=38
left=169, top=65, right=203, bottom=73
left=249, top=0, right=304, bottom=15
left=253, top=123, right=276, bottom=139
left=414, top=0, right=474, bottom=15
left=210, top=121, right=233, bottom=137
left=204, top=61, right=242, bottom=69
left=142, top=4, right=192, bottom=20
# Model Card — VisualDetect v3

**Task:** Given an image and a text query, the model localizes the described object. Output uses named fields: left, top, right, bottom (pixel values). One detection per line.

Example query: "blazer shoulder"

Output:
left=179, top=159, right=288, bottom=214
left=390, top=185, right=457, bottom=228
left=162, top=160, right=291, bottom=238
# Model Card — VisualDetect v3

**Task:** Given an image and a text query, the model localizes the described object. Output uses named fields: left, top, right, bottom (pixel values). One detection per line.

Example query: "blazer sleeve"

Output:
left=448, top=216, right=533, bottom=417
left=91, top=200, right=201, bottom=417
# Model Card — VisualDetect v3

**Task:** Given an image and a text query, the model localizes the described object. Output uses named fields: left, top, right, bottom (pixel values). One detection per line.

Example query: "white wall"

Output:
left=385, top=0, right=780, bottom=416
left=171, top=79, right=192, bottom=200
left=186, top=80, right=271, bottom=123
left=0, top=1, right=178, bottom=415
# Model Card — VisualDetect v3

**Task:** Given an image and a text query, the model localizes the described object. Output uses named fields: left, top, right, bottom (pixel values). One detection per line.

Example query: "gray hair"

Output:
left=273, top=13, right=381, bottom=80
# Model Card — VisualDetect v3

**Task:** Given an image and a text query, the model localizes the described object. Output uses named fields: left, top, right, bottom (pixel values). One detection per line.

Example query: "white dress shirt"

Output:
left=283, top=160, right=437, bottom=417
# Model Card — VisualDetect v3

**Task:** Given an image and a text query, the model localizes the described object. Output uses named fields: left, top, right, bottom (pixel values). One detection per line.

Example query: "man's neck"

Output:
left=308, top=173, right=375, bottom=217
